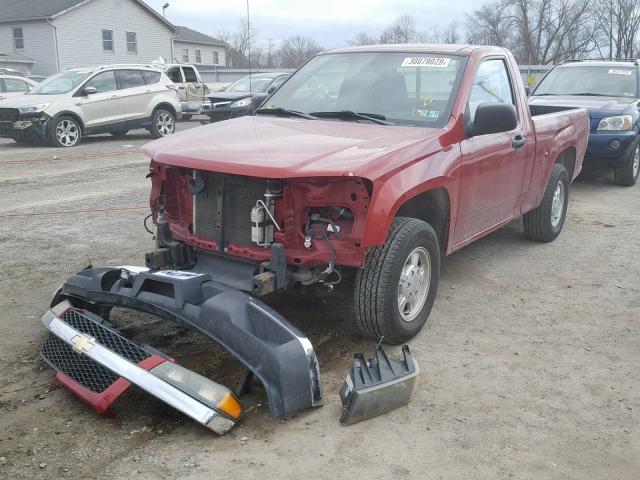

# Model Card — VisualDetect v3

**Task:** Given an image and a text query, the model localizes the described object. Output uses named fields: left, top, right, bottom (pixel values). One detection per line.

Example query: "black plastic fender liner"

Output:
left=54, top=266, right=323, bottom=418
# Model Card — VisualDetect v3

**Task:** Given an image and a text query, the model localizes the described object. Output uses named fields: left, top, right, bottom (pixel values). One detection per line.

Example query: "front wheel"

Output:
left=48, top=116, right=81, bottom=147
left=354, top=217, right=440, bottom=344
left=149, top=108, right=176, bottom=139
left=613, top=143, right=639, bottom=187
left=523, top=163, right=569, bottom=242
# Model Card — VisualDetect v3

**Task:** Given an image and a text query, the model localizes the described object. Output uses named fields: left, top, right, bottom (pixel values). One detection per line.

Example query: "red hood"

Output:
left=141, top=116, right=443, bottom=180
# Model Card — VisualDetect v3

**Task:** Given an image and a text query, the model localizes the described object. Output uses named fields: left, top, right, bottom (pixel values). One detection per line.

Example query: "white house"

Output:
left=0, top=0, right=228, bottom=76
left=174, top=26, right=226, bottom=67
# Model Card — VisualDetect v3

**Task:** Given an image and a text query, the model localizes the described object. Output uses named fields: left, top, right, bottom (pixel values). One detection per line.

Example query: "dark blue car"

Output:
left=530, top=60, right=639, bottom=186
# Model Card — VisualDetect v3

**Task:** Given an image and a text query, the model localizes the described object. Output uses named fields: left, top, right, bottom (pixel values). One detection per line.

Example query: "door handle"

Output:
left=512, top=135, right=527, bottom=150
left=178, top=86, right=186, bottom=90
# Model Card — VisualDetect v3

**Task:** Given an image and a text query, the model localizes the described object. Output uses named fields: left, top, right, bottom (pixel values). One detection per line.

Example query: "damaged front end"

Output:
left=41, top=265, right=322, bottom=433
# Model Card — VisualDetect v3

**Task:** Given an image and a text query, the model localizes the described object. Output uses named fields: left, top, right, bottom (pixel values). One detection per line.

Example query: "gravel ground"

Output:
left=0, top=119, right=638, bottom=479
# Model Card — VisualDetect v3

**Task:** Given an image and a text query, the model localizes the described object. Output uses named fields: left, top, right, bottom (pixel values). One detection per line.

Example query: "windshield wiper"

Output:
left=255, top=107, right=318, bottom=120
left=309, top=110, right=394, bottom=125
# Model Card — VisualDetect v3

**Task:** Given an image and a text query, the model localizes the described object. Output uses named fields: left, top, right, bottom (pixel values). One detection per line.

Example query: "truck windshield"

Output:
left=27, top=71, right=91, bottom=95
left=261, top=52, right=466, bottom=127
left=533, top=65, right=638, bottom=98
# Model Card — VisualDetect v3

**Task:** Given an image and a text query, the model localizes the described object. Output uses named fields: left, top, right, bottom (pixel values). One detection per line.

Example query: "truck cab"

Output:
left=165, top=63, right=208, bottom=119
left=530, top=60, right=640, bottom=186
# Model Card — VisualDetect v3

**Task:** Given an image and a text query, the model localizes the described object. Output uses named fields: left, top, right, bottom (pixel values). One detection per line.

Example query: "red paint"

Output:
left=143, top=46, right=589, bottom=266
left=56, top=355, right=168, bottom=415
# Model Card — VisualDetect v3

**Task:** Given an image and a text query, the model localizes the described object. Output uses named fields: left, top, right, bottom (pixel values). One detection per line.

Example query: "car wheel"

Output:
left=110, top=130, right=129, bottom=138
left=613, top=142, right=639, bottom=187
left=48, top=116, right=81, bottom=147
left=523, top=163, right=569, bottom=242
left=150, top=108, right=176, bottom=138
left=181, top=114, right=193, bottom=121
left=354, top=217, right=440, bottom=344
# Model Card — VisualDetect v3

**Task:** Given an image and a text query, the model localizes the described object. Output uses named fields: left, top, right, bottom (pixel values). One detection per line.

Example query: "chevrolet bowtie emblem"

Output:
left=70, top=334, right=96, bottom=354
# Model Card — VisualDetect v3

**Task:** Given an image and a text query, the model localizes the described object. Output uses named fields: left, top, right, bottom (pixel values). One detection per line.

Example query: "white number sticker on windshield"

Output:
left=401, top=57, right=450, bottom=68
left=608, top=69, right=633, bottom=76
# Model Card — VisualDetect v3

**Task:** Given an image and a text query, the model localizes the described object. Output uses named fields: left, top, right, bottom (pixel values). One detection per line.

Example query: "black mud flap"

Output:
left=51, top=266, right=323, bottom=418
left=339, top=344, right=418, bottom=425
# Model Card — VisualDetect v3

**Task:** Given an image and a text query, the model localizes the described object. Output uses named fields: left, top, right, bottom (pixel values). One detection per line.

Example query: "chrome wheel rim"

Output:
left=156, top=112, right=174, bottom=136
left=56, top=119, right=79, bottom=146
left=551, top=180, right=565, bottom=228
left=633, top=145, right=639, bottom=179
left=398, top=246, right=431, bottom=322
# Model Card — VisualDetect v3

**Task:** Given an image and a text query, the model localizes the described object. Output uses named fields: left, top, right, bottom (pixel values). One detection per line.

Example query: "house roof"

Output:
left=174, top=26, right=228, bottom=47
left=0, top=0, right=175, bottom=30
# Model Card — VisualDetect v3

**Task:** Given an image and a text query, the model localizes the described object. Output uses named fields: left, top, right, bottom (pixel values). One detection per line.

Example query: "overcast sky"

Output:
left=145, top=0, right=475, bottom=48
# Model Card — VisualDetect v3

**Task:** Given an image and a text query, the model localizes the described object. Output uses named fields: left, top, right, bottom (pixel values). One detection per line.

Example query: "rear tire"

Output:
left=48, top=115, right=81, bottom=147
left=354, top=217, right=440, bottom=344
left=523, top=163, right=569, bottom=242
left=613, top=143, right=639, bottom=187
left=149, top=108, right=176, bottom=139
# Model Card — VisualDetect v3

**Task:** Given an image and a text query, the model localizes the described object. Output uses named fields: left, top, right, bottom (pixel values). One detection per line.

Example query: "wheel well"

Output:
left=395, top=188, right=450, bottom=253
left=555, top=147, right=576, bottom=180
left=52, top=112, right=85, bottom=133
left=154, top=103, right=177, bottom=117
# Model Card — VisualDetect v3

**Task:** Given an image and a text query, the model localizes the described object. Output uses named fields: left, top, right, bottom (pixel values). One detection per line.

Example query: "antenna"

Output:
left=247, top=0, right=252, bottom=95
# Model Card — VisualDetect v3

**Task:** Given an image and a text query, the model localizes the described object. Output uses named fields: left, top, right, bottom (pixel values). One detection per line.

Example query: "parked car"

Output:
left=164, top=63, right=207, bottom=119
left=203, top=72, right=290, bottom=122
left=41, top=45, right=589, bottom=431
left=0, top=65, right=181, bottom=147
left=530, top=59, right=640, bottom=186
left=0, top=75, right=38, bottom=100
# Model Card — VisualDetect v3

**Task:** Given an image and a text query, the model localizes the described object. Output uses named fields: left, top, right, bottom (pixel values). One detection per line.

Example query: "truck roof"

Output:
left=321, top=43, right=506, bottom=56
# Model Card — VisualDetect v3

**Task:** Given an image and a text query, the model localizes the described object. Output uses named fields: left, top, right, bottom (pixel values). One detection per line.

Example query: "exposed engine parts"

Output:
left=251, top=181, right=282, bottom=247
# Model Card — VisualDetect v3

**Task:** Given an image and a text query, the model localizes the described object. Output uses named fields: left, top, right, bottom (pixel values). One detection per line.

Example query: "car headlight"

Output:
left=230, top=98, right=252, bottom=108
left=597, top=115, right=633, bottom=131
left=18, top=103, right=51, bottom=114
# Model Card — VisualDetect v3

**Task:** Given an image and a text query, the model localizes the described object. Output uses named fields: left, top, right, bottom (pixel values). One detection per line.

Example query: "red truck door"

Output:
left=454, top=57, right=530, bottom=245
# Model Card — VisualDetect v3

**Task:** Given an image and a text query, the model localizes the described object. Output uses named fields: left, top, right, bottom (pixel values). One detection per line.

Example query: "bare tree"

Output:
left=466, top=1, right=514, bottom=46
left=276, top=36, right=323, bottom=68
left=379, top=14, right=418, bottom=43
left=349, top=32, right=380, bottom=46
left=594, top=0, right=640, bottom=59
left=217, top=17, right=258, bottom=67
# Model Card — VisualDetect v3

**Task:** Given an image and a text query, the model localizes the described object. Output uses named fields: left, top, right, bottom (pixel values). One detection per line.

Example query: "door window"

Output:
left=85, top=71, right=117, bottom=93
left=142, top=70, right=161, bottom=84
left=468, top=59, right=515, bottom=119
left=116, top=69, right=145, bottom=89
left=182, top=67, right=198, bottom=83
left=4, top=78, right=29, bottom=92
left=167, top=67, right=182, bottom=83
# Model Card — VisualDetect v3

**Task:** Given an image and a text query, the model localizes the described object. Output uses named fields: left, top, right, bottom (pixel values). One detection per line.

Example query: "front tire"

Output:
left=48, top=115, right=81, bottom=147
left=354, top=217, right=440, bottom=344
left=523, top=163, right=569, bottom=242
left=613, top=143, right=639, bottom=187
left=149, top=108, right=176, bottom=139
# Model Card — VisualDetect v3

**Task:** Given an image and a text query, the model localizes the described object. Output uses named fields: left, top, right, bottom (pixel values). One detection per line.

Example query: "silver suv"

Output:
left=0, top=65, right=181, bottom=147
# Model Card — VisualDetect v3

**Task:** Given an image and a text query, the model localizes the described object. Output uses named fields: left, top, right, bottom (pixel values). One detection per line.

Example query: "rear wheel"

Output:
left=613, top=143, right=639, bottom=187
left=523, top=163, right=569, bottom=242
left=149, top=108, right=175, bottom=139
left=48, top=116, right=81, bottom=147
left=354, top=217, right=440, bottom=344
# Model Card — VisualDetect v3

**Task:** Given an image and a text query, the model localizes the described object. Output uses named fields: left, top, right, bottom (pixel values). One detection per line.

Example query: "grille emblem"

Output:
left=70, top=334, right=96, bottom=354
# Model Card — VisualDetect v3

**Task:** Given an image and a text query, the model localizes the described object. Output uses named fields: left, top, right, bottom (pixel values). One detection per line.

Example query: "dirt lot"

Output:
left=0, top=120, right=638, bottom=480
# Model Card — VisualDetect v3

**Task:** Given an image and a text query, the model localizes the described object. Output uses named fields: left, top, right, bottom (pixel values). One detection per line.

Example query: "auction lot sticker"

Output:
left=401, top=57, right=451, bottom=68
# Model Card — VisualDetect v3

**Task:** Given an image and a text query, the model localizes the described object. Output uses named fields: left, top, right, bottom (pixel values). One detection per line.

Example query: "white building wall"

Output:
left=53, top=0, right=174, bottom=70
left=174, top=41, right=226, bottom=66
left=0, top=20, right=57, bottom=75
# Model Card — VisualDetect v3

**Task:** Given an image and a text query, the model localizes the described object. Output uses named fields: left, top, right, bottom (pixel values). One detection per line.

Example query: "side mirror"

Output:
left=82, top=86, right=98, bottom=96
left=524, top=85, right=531, bottom=96
left=467, top=103, right=517, bottom=137
left=267, top=85, right=277, bottom=95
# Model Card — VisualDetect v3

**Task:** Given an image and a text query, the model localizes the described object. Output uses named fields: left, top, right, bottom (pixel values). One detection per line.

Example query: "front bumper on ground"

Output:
left=42, top=265, right=323, bottom=429
left=586, top=131, right=638, bottom=166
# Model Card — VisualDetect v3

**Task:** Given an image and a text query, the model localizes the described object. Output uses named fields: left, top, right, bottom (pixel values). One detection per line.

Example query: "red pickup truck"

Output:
left=41, top=45, right=589, bottom=429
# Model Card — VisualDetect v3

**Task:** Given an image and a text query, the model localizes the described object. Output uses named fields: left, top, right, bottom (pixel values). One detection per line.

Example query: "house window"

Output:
left=13, top=28, right=24, bottom=49
left=195, top=49, right=201, bottom=63
left=213, top=51, right=219, bottom=65
left=182, top=48, right=189, bottom=62
left=126, top=32, right=137, bottom=54
left=102, top=30, right=114, bottom=52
